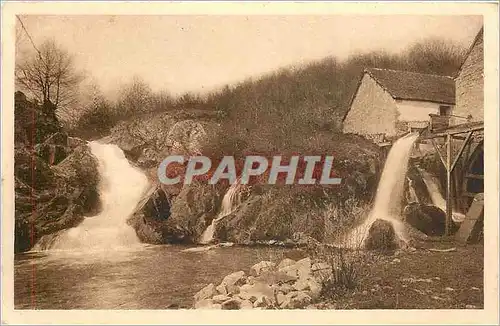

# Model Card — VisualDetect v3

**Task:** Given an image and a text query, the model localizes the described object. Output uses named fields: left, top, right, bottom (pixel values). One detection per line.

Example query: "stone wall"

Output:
left=452, top=31, right=483, bottom=125
left=343, top=74, right=399, bottom=137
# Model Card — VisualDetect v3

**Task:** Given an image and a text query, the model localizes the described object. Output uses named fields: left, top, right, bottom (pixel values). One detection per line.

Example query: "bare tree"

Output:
left=404, top=38, right=466, bottom=76
left=152, top=89, right=175, bottom=112
left=15, top=38, right=83, bottom=108
left=116, top=75, right=154, bottom=116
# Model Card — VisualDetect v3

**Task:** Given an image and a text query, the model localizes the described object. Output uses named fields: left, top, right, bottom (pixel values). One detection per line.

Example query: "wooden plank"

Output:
left=455, top=193, right=484, bottom=244
left=465, top=174, right=484, bottom=180
left=446, top=135, right=452, bottom=236
left=431, top=138, right=447, bottom=167
left=451, top=131, right=474, bottom=172
left=420, top=122, right=483, bottom=139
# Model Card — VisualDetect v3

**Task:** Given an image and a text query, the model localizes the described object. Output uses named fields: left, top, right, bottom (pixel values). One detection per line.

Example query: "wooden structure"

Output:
left=419, top=121, right=484, bottom=236
left=429, top=114, right=450, bottom=131
left=455, top=193, right=484, bottom=244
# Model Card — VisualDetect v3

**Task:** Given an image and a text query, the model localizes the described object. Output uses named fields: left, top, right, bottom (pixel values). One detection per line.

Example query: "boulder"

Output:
left=222, top=271, right=247, bottom=287
left=306, top=279, right=322, bottom=299
left=194, top=283, right=218, bottom=302
left=226, top=284, right=240, bottom=295
left=364, top=219, right=398, bottom=251
left=280, top=292, right=312, bottom=309
left=240, top=300, right=254, bottom=309
left=216, top=283, right=228, bottom=295
left=403, top=203, right=446, bottom=236
left=194, top=299, right=222, bottom=309
left=279, top=257, right=312, bottom=280
left=293, top=279, right=309, bottom=291
left=221, top=298, right=242, bottom=310
left=250, top=261, right=275, bottom=276
left=277, top=258, right=296, bottom=270
left=253, top=296, right=274, bottom=309
left=212, top=294, right=231, bottom=304
left=279, top=265, right=299, bottom=278
left=238, top=282, right=274, bottom=303
left=277, top=283, right=295, bottom=294
left=276, top=293, right=287, bottom=306
left=295, top=257, right=312, bottom=279
left=259, top=270, right=298, bottom=284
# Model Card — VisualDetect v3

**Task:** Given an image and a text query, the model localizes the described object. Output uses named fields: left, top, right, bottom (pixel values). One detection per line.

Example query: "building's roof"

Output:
left=455, top=27, right=483, bottom=79
left=365, top=68, right=456, bottom=105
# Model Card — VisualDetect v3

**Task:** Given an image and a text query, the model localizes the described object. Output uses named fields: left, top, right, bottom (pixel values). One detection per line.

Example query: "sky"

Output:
left=16, top=15, right=483, bottom=97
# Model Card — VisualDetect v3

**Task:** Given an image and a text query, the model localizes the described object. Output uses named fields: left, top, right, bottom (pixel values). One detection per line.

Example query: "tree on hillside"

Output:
left=404, top=38, right=467, bottom=76
left=152, top=90, right=176, bottom=112
left=116, top=75, right=154, bottom=116
left=15, top=39, right=83, bottom=108
left=205, top=38, right=466, bottom=155
left=72, top=81, right=115, bottom=138
left=176, top=91, right=205, bottom=109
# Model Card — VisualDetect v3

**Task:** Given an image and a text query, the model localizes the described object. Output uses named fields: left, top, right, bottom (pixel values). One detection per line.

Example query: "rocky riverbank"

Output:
left=192, top=240, right=484, bottom=310
left=193, top=256, right=330, bottom=309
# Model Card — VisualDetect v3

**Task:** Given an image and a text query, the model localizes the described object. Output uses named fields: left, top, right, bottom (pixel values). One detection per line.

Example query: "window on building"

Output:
left=439, top=105, right=451, bottom=116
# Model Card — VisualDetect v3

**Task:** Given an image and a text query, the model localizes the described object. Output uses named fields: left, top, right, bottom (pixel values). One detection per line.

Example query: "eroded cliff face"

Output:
left=118, top=116, right=386, bottom=246
left=14, top=92, right=101, bottom=253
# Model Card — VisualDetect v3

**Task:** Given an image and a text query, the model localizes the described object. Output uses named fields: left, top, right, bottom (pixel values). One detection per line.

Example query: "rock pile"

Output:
left=193, top=257, right=333, bottom=309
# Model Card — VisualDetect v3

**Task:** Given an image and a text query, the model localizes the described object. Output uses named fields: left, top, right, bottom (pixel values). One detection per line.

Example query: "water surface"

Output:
left=15, top=245, right=304, bottom=309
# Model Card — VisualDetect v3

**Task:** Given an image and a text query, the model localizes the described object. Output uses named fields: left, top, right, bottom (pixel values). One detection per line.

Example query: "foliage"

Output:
left=66, top=37, right=465, bottom=142
left=15, top=38, right=84, bottom=109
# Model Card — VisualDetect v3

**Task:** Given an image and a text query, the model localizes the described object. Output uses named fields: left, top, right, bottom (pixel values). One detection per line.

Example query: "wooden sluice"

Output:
left=417, top=120, right=484, bottom=239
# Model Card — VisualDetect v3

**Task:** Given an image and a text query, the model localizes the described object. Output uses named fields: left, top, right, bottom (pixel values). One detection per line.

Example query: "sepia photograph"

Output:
left=1, top=2, right=499, bottom=325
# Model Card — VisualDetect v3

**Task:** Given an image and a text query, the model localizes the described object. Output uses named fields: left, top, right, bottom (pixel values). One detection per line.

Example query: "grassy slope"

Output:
left=319, top=241, right=484, bottom=309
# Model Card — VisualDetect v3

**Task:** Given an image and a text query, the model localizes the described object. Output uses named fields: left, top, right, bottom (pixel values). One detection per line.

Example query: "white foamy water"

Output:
left=419, top=169, right=465, bottom=223
left=342, top=132, right=419, bottom=248
left=199, top=180, right=242, bottom=244
left=34, top=141, right=150, bottom=251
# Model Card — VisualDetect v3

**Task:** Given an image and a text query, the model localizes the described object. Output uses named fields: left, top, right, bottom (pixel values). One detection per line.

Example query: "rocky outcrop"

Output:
left=108, top=111, right=219, bottom=169
left=14, top=92, right=101, bottom=252
left=15, top=143, right=100, bottom=252
left=213, top=186, right=373, bottom=246
left=122, top=130, right=384, bottom=246
left=192, top=257, right=334, bottom=309
left=128, top=181, right=227, bottom=244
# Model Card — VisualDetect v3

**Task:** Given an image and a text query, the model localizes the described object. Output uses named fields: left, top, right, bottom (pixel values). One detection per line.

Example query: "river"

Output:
left=15, top=245, right=304, bottom=309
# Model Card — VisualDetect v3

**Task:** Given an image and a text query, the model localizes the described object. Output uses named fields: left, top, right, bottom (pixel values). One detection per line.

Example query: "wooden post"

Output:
left=446, top=134, right=452, bottom=236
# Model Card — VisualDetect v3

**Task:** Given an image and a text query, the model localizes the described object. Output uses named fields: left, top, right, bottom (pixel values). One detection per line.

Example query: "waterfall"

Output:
left=199, top=180, right=242, bottom=244
left=34, top=141, right=150, bottom=251
left=344, top=132, right=419, bottom=248
left=419, top=169, right=465, bottom=223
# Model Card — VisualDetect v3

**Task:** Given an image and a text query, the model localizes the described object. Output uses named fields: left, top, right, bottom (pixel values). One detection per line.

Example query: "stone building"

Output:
left=342, top=68, right=455, bottom=142
left=451, top=27, right=484, bottom=125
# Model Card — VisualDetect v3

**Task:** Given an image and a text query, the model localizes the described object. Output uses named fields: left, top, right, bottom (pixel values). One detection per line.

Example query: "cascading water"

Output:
left=343, top=132, right=419, bottom=248
left=419, top=169, right=465, bottom=223
left=34, top=141, right=150, bottom=251
left=199, top=180, right=242, bottom=244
